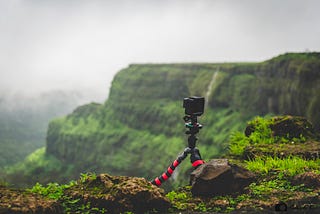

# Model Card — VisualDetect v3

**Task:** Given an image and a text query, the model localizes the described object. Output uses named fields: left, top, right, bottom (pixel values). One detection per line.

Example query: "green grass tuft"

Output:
left=245, top=156, right=320, bottom=176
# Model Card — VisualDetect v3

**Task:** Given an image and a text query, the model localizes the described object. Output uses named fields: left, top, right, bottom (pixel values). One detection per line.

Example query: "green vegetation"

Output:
left=229, top=116, right=276, bottom=156
left=3, top=52, right=320, bottom=192
left=246, top=156, right=320, bottom=176
left=164, top=115, right=320, bottom=212
left=0, top=91, right=89, bottom=168
left=0, top=112, right=46, bottom=168
left=165, top=175, right=318, bottom=213
left=4, top=147, right=74, bottom=186
left=228, top=116, right=316, bottom=158
left=28, top=173, right=107, bottom=214
left=3, top=113, right=320, bottom=213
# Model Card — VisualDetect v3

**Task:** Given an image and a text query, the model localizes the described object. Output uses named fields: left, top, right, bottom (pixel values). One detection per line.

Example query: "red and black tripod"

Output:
left=151, top=113, right=205, bottom=187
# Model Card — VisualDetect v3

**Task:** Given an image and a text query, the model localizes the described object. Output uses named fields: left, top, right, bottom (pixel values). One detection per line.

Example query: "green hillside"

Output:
left=0, top=91, right=95, bottom=169
left=4, top=52, right=320, bottom=188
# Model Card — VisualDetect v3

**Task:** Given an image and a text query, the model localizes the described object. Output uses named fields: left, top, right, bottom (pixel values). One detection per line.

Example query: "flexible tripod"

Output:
left=151, top=114, right=204, bottom=187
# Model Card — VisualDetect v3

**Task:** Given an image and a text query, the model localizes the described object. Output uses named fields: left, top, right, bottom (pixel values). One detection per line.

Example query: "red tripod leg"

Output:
left=151, top=148, right=190, bottom=186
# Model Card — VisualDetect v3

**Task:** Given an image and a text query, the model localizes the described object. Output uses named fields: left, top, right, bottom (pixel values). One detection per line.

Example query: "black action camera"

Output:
left=183, top=96, right=205, bottom=116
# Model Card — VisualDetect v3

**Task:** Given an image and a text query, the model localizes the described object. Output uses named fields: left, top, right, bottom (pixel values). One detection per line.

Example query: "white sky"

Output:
left=1, top=0, right=320, bottom=101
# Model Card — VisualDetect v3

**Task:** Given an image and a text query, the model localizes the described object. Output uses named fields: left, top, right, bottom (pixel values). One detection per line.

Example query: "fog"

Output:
left=1, top=0, right=320, bottom=102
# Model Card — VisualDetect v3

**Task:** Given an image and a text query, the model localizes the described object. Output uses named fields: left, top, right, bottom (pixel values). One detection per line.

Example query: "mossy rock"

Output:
left=243, top=116, right=320, bottom=159
left=270, top=116, right=319, bottom=140
left=0, top=186, right=62, bottom=213
left=245, top=115, right=319, bottom=141
left=64, top=174, right=170, bottom=213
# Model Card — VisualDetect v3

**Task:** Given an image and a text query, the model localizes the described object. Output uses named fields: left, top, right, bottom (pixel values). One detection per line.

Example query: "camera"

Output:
left=183, top=96, right=205, bottom=116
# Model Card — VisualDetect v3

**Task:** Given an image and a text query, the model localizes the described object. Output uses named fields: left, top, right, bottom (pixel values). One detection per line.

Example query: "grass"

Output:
left=245, top=156, right=320, bottom=176
left=228, top=116, right=274, bottom=156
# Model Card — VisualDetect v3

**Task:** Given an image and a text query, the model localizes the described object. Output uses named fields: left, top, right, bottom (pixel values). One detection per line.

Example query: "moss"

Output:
left=62, top=173, right=170, bottom=213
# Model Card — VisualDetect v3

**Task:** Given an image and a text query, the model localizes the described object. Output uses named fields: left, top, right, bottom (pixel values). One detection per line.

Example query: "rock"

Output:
left=243, top=116, right=320, bottom=159
left=64, top=174, right=170, bottom=213
left=190, top=159, right=256, bottom=197
left=292, top=172, right=320, bottom=189
left=0, top=185, right=62, bottom=213
left=245, top=115, right=319, bottom=140
left=270, top=116, right=319, bottom=140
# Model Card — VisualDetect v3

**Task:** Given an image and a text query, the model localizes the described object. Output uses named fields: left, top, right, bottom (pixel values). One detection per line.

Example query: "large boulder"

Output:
left=64, top=174, right=170, bottom=213
left=190, top=159, right=256, bottom=197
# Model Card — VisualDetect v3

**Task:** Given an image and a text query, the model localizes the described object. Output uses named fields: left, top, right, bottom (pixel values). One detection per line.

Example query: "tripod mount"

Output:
left=151, top=97, right=205, bottom=187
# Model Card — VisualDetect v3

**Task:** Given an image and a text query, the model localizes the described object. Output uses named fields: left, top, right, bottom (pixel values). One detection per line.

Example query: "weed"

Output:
left=195, top=202, right=208, bottom=212
left=80, top=172, right=97, bottom=183
left=28, top=182, right=65, bottom=200
left=166, top=191, right=190, bottom=210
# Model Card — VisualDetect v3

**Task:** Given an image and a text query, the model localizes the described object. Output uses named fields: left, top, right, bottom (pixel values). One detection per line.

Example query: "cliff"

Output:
left=5, top=52, right=320, bottom=187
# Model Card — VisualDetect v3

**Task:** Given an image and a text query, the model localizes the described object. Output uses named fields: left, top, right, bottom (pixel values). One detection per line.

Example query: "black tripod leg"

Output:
left=190, top=147, right=204, bottom=168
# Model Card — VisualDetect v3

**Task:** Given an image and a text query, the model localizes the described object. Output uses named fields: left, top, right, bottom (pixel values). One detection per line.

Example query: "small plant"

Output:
left=80, top=172, right=97, bottom=183
left=195, top=202, right=208, bottom=212
left=166, top=191, right=187, bottom=206
left=248, top=116, right=274, bottom=144
left=166, top=190, right=192, bottom=211
left=29, top=182, right=66, bottom=200
left=229, top=116, right=275, bottom=156
left=229, top=131, right=250, bottom=156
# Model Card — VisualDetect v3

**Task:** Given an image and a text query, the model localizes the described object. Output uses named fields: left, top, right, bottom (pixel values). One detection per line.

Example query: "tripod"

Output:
left=151, top=114, right=205, bottom=187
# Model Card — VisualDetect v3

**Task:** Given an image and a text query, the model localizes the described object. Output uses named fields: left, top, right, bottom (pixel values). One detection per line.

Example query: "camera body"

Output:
left=183, top=96, right=205, bottom=116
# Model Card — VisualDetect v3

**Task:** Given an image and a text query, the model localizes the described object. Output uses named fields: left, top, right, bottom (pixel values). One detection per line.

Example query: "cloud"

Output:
left=0, top=0, right=319, bottom=99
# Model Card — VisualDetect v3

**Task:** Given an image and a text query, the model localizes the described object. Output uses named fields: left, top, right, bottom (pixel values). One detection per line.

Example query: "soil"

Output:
left=0, top=185, right=62, bottom=213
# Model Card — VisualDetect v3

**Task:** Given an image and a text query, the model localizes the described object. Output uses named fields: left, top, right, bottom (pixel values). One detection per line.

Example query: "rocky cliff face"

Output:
left=42, top=52, right=320, bottom=186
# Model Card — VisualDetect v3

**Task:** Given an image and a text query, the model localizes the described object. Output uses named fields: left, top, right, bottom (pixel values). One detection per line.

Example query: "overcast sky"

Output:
left=1, top=0, right=320, bottom=101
